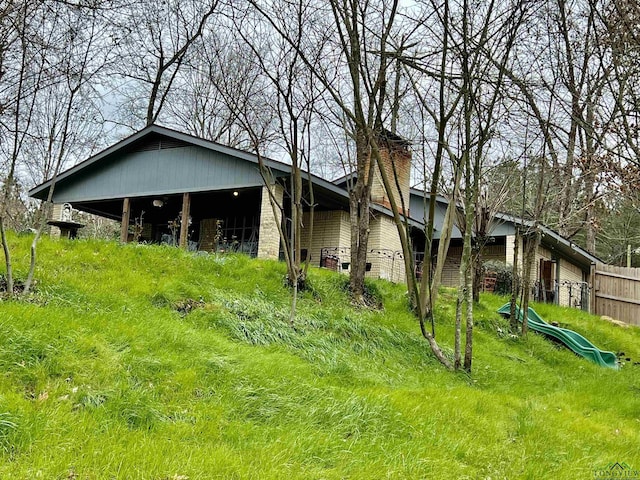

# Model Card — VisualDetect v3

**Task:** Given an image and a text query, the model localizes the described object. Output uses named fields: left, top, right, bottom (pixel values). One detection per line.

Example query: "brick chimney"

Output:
left=371, top=129, right=411, bottom=215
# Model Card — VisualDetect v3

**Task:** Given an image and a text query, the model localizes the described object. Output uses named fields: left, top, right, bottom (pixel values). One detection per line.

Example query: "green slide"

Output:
left=497, top=303, right=619, bottom=369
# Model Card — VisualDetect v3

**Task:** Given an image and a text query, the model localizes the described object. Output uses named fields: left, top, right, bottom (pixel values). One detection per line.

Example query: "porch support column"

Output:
left=505, top=235, right=515, bottom=265
left=120, top=197, right=131, bottom=243
left=257, top=183, right=283, bottom=260
left=50, top=204, right=63, bottom=239
left=179, top=192, right=191, bottom=249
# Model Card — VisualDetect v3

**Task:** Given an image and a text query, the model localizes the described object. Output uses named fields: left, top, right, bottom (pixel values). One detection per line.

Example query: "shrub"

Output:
left=483, top=260, right=513, bottom=295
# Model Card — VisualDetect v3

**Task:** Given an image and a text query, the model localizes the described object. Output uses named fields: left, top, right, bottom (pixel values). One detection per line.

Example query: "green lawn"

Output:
left=0, top=234, right=638, bottom=479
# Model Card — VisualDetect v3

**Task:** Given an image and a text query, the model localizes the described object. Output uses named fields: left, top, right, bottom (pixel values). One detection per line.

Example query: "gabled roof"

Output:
left=494, top=212, right=602, bottom=266
left=407, top=188, right=601, bottom=267
left=29, top=124, right=293, bottom=199
left=29, top=124, right=425, bottom=228
left=30, top=125, right=357, bottom=207
left=409, top=188, right=451, bottom=208
left=331, top=171, right=354, bottom=188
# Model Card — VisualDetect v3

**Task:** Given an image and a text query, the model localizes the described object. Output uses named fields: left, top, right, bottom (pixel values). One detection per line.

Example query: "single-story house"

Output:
left=30, top=124, right=600, bottom=310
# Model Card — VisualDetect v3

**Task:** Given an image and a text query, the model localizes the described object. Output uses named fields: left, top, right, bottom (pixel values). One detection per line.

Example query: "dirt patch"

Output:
left=172, top=298, right=205, bottom=316
left=601, top=315, right=633, bottom=329
left=0, top=275, right=26, bottom=295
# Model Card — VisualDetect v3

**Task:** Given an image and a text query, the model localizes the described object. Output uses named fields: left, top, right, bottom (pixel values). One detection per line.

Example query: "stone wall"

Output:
left=49, top=203, right=63, bottom=238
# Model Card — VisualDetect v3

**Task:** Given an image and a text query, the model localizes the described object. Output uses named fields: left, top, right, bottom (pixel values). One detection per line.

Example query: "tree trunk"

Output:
left=369, top=134, right=453, bottom=370
left=455, top=194, right=474, bottom=372
left=509, top=231, right=520, bottom=331
left=464, top=257, right=474, bottom=372
left=472, top=244, right=482, bottom=303
left=454, top=272, right=464, bottom=370
left=584, top=100, right=598, bottom=255
left=0, top=178, right=15, bottom=294
left=429, top=170, right=461, bottom=312
left=349, top=128, right=374, bottom=303
left=520, top=231, right=541, bottom=336
left=0, top=217, right=13, bottom=295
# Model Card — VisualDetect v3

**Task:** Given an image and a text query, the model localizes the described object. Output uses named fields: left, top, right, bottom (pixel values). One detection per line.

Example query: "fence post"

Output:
left=589, top=262, right=596, bottom=315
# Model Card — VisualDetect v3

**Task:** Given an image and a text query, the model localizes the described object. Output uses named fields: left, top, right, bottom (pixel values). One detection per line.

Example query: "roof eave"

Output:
left=539, top=225, right=601, bottom=266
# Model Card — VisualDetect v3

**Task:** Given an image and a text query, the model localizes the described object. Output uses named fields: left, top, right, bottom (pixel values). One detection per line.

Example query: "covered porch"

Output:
left=72, top=187, right=264, bottom=255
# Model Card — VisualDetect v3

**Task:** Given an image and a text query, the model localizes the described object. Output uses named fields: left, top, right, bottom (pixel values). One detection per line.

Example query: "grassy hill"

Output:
left=0, top=234, right=639, bottom=479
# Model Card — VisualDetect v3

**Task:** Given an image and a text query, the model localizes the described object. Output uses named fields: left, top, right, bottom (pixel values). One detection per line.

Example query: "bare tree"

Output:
left=0, top=1, right=110, bottom=295
left=497, top=0, right=625, bottom=257
left=23, top=3, right=110, bottom=294
left=0, top=1, right=55, bottom=293
left=109, top=0, right=220, bottom=128
left=248, top=0, right=402, bottom=304
left=163, top=33, right=254, bottom=148
left=381, top=0, right=528, bottom=370
left=224, top=1, right=321, bottom=325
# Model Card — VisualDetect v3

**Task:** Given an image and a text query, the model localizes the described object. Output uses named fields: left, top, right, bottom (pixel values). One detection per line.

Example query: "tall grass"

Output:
left=0, top=233, right=638, bottom=479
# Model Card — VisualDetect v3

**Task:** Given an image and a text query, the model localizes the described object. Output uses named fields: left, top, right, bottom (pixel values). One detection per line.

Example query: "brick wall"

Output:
left=533, top=244, right=552, bottom=283
left=437, top=234, right=589, bottom=306
left=369, top=215, right=402, bottom=252
left=505, top=235, right=516, bottom=265
left=438, top=243, right=507, bottom=288
left=505, top=237, right=589, bottom=307
left=371, top=144, right=411, bottom=215
left=440, top=245, right=462, bottom=287
left=557, top=258, right=586, bottom=307
left=257, top=184, right=283, bottom=260
left=368, top=215, right=405, bottom=282
left=505, top=236, right=554, bottom=284
left=299, top=210, right=351, bottom=266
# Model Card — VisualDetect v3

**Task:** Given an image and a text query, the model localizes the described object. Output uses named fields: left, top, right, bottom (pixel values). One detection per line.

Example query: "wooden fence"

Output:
left=592, top=263, right=640, bottom=326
